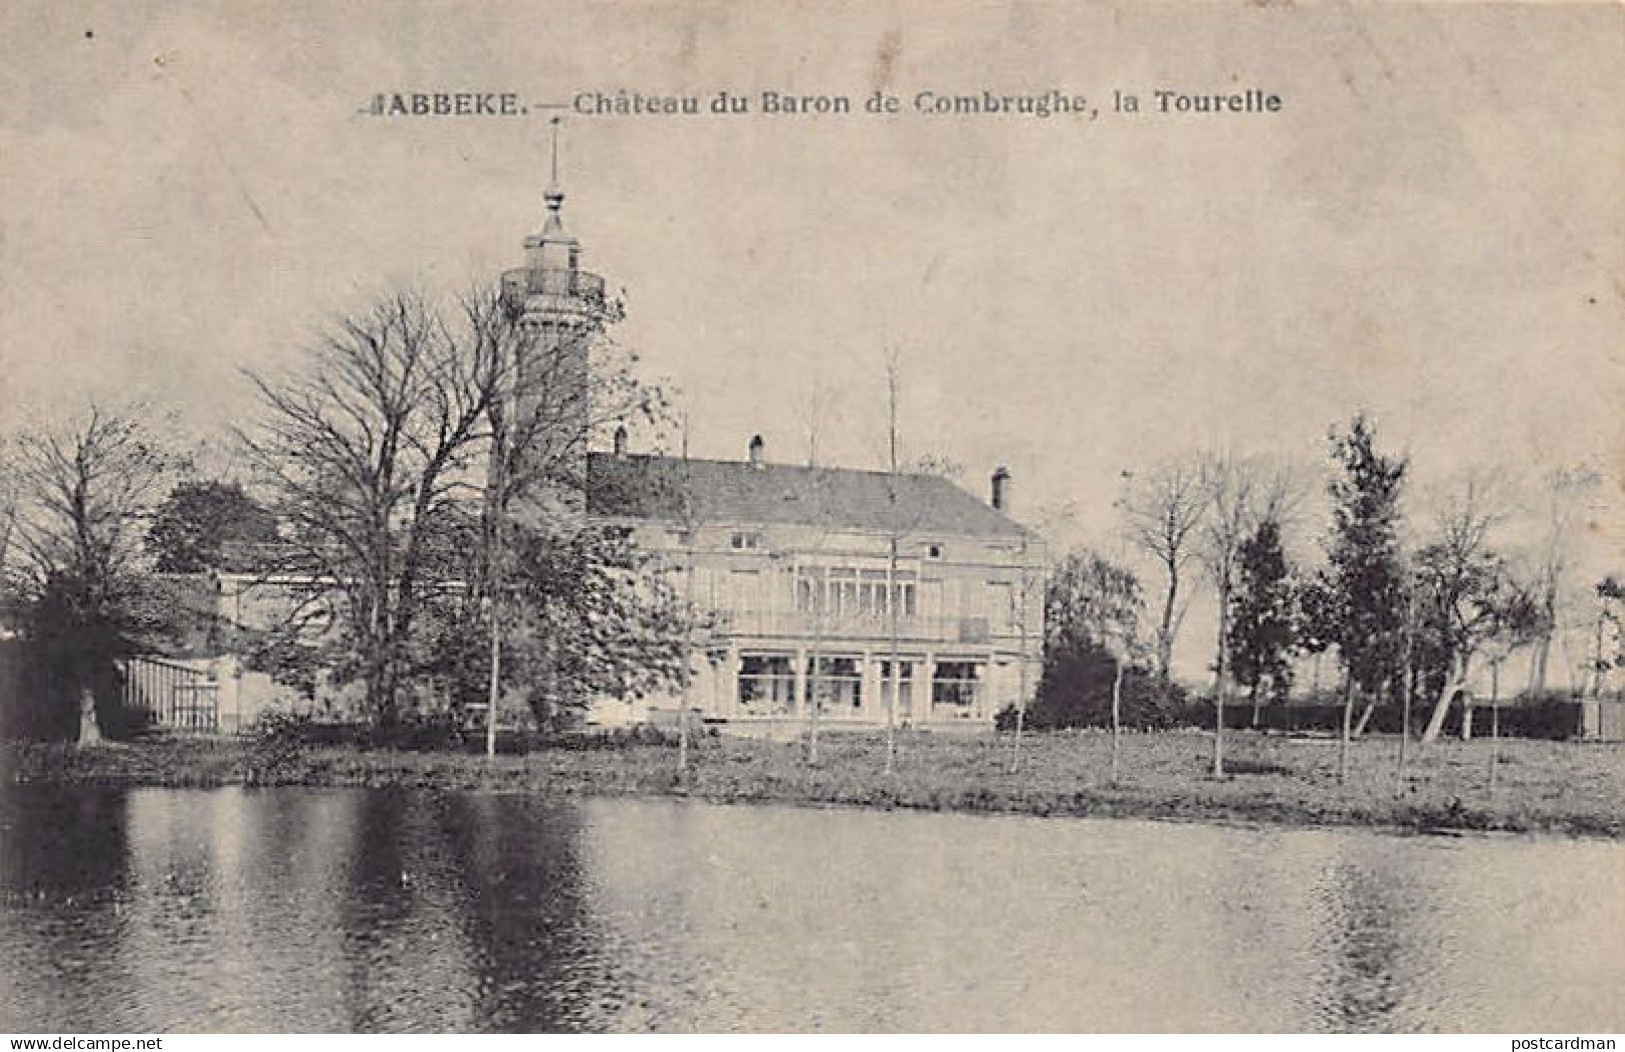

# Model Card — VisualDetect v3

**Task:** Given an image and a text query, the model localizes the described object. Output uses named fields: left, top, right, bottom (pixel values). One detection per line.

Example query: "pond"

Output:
left=1, top=786, right=1620, bottom=1032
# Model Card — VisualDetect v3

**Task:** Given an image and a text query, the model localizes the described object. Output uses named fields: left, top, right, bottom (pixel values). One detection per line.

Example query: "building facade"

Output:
left=586, top=443, right=1046, bottom=732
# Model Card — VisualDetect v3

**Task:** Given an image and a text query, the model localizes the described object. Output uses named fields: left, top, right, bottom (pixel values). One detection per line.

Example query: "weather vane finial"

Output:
left=549, top=116, right=562, bottom=188
left=542, top=116, right=566, bottom=227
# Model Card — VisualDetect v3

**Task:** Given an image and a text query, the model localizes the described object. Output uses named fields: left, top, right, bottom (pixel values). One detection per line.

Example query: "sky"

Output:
left=3, top=0, right=1621, bottom=679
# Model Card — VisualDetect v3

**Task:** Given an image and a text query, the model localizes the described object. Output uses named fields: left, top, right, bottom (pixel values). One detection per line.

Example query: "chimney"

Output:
left=748, top=434, right=765, bottom=467
left=612, top=425, right=628, bottom=458
left=991, top=466, right=1012, bottom=512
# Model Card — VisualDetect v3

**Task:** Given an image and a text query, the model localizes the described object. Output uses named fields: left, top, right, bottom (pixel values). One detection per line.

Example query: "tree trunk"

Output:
left=1157, top=568, right=1179, bottom=696
left=1110, top=659, right=1124, bottom=786
left=1421, top=658, right=1468, bottom=743
left=807, top=625, right=822, bottom=766
left=1592, top=611, right=1607, bottom=698
left=677, top=700, right=689, bottom=776
left=1338, top=675, right=1354, bottom=784
left=886, top=540, right=899, bottom=776
left=1395, top=650, right=1413, bottom=798
left=1351, top=696, right=1377, bottom=738
left=1007, top=576, right=1024, bottom=776
left=486, top=592, right=501, bottom=759
left=1530, top=626, right=1552, bottom=695
left=1488, top=661, right=1502, bottom=791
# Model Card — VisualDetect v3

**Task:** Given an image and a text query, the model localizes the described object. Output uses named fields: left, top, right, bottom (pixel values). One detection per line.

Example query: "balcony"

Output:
left=501, top=265, right=607, bottom=301
left=712, top=610, right=992, bottom=645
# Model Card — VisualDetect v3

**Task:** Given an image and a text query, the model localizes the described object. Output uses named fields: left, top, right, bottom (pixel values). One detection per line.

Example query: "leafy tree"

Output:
left=1031, top=550, right=1152, bottom=734
left=420, top=517, right=693, bottom=732
left=1228, top=518, right=1298, bottom=711
left=1322, top=413, right=1408, bottom=779
left=1295, top=573, right=1341, bottom=699
left=148, top=479, right=279, bottom=573
left=1045, top=550, right=1142, bottom=660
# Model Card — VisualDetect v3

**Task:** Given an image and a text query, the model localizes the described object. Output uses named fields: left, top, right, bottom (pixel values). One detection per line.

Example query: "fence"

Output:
left=121, top=656, right=220, bottom=734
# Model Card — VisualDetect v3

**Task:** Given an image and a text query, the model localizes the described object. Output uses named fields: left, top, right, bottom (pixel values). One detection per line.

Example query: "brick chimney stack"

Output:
left=991, top=466, right=1012, bottom=512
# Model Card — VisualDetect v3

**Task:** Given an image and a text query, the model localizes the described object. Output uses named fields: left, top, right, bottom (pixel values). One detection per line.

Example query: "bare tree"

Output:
left=1525, top=464, right=1600, bottom=694
left=1416, top=471, right=1514, bottom=742
left=243, top=279, right=665, bottom=738
left=1198, top=453, right=1254, bottom=777
left=796, top=380, right=840, bottom=469
left=4, top=405, right=185, bottom=739
left=241, top=292, right=497, bottom=733
left=1200, top=452, right=1307, bottom=711
left=1120, top=458, right=1208, bottom=696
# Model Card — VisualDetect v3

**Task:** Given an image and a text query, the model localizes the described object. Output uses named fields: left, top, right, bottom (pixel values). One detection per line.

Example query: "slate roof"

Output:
left=586, top=453, right=1031, bottom=539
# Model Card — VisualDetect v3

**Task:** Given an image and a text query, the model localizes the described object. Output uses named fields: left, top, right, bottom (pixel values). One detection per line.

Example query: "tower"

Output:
left=500, top=121, right=606, bottom=326
left=499, top=120, right=606, bottom=509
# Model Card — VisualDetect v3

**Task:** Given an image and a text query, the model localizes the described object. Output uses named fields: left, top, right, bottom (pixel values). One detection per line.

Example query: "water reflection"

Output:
left=1, top=785, right=1621, bottom=1032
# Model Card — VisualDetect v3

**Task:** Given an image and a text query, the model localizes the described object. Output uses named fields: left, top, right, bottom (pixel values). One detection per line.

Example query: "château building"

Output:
left=127, top=158, right=1046, bottom=734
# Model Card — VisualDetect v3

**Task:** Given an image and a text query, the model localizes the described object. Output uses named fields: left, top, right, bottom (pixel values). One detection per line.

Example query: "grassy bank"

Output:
left=3, top=729, right=1621, bottom=838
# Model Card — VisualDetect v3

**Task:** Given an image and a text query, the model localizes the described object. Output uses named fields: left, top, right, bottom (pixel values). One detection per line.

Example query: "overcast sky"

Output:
left=3, top=1, right=1620, bottom=677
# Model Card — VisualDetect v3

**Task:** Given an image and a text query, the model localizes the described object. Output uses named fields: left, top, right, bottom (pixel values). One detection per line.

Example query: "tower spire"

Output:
left=543, top=116, right=565, bottom=233
left=550, top=116, right=560, bottom=185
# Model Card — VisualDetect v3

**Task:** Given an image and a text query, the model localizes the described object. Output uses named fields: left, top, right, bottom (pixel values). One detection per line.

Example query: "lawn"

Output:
left=3, top=728, right=1621, bottom=838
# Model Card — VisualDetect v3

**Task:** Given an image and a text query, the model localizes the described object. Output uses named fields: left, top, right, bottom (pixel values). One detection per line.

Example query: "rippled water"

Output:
left=1, top=785, right=1620, bottom=1032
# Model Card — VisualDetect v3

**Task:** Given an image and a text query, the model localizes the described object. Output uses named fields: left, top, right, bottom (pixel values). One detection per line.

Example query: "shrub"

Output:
left=243, top=709, right=313, bottom=782
left=1026, top=642, right=1193, bottom=730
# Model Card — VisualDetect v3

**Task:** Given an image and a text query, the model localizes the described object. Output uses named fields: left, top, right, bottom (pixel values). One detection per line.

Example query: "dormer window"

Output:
left=731, top=531, right=762, bottom=550
left=925, top=542, right=944, bottom=560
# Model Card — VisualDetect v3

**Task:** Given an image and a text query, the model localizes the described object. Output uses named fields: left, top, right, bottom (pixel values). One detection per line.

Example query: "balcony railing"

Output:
left=502, top=265, right=606, bottom=300
left=712, top=610, right=992, bottom=644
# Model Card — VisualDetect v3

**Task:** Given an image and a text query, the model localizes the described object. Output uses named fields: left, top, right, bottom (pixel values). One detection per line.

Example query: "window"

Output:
left=738, top=654, right=795, bottom=714
left=795, top=566, right=916, bottom=618
left=878, top=660, right=915, bottom=716
left=932, top=661, right=983, bottom=714
left=925, top=542, right=944, bottom=560
left=829, top=568, right=858, bottom=615
left=894, top=575, right=918, bottom=616
left=795, top=567, right=825, bottom=614
left=730, top=531, right=762, bottom=550
left=806, top=655, right=863, bottom=712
